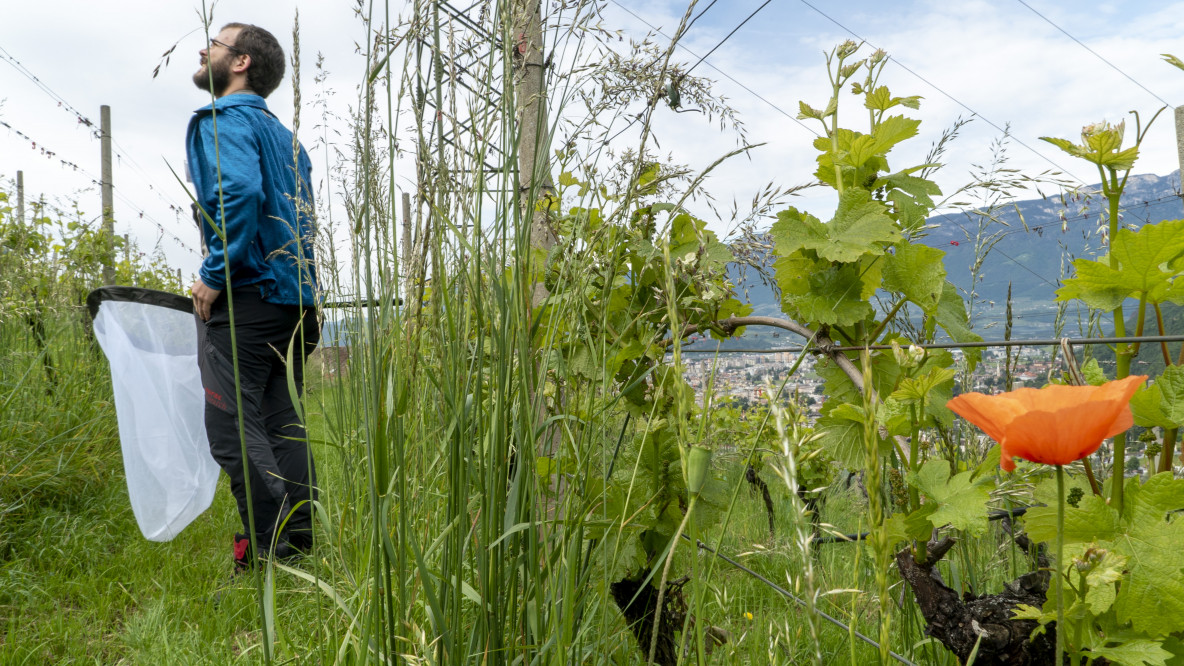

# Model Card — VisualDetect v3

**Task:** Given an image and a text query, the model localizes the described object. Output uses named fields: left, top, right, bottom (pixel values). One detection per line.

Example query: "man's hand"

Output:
left=191, top=278, right=222, bottom=321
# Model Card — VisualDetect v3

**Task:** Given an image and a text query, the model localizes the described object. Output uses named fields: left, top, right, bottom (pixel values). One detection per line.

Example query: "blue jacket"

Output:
left=186, top=94, right=317, bottom=306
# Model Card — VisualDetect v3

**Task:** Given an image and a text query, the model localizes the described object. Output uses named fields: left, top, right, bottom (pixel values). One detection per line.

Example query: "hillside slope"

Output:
left=712, top=171, right=1183, bottom=349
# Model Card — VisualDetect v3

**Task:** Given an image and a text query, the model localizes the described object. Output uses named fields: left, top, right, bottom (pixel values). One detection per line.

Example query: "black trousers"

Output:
left=196, top=287, right=319, bottom=551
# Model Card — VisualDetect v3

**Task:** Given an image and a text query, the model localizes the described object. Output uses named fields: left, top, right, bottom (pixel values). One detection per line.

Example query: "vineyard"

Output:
left=5, top=2, right=1184, bottom=665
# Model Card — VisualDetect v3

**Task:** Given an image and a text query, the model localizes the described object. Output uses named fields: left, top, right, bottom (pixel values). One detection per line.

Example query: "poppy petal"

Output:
left=947, top=375, right=1146, bottom=471
left=947, top=392, right=1024, bottom=443
left=999, top=444, right=1017, bottom=472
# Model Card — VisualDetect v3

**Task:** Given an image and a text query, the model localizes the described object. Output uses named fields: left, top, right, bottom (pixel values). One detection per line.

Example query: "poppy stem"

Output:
left=1107, top=168, right=1130, bottom=513
left=1081, top=458, right=1102, bottom=496
left=1160, top=428, right=1178, bottom=474
left=1055, top=464, right=1066, bottom=665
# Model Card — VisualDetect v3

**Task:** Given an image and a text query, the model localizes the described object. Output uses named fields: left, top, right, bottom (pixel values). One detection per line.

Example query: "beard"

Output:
left=192, top=54, right=232, bottom=96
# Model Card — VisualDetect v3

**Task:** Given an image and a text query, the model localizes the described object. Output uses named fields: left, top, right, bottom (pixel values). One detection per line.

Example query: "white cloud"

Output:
left=2, top=0, right=1181, bottom=278
left=0, top=0, right=371, bottom=274
left=592, top=0, right=1184, bottom=238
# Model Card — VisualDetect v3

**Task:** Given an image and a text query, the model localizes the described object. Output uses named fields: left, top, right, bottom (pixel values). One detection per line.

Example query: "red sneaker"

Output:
left=233, top=533, right=253, bottom=574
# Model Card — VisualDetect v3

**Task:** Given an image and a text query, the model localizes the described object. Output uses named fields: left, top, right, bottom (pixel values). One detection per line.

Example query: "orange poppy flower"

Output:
left=946, top=375, right=1146, bottom=472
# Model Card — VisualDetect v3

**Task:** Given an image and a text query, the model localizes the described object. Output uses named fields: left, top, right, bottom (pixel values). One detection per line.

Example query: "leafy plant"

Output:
left=1019, top=473, right=1184, bottom=664
left=766, top=41, right=979, bottom=660
left=1041, top=113, right=1181, bottom=502
left=538, top=183, right=751, bottom=661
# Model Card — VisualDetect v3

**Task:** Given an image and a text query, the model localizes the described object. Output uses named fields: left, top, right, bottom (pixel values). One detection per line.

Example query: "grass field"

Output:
left=1, top=10, right=1100, bottom=661
left=1, top=316, right=1032, bottom=664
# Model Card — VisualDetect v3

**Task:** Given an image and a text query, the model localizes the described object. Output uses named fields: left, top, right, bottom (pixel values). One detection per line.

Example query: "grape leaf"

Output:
left=876, top=166, right=941, bottom=229
left=883, top=241, right=946, bottom=313
left=1042, top=136, right=1091, bottom=161
left=1083, top=549, right=1126, bottom=615
left=1101, top=146, right=1141, bottom=171
left=769, top=190, right=900, bottom=264
left=1157, top=365, right=1184, bottom=424
left=891, top=366, right=957, bottom=410
left=858, top=254, right=885, bottom=300
left=908, top=459, right=992, bottom=536
left=1090, top=640, right=1172, bottom=666
left=1058, top=220, right=1184, bottom=309
left=1083, top=126, right=1123, bottom=155
left=1024, top=494, right=1119, bottom=545
left=931, top=283, right=982, bottom=370
left=769, top=208, right=824, bottom=256
left=772, top=251, right=819, bottom=298
left=1131, top=384, right=1178, bottom=429
left=798, top=100, right=827, bottom=121
left=1041, top=135, right=1140, bottom=171
left=813, top=412, right=866, bottom=469
left=871, top=115, right=921, bottom=155
left=843, top=134, right=880, bottom=169
left=875, top=397, right=914, bottom=437
left=1027, top=474, right=1184, bottom=637
left=1127, top=367, right=1184, bottom=429
left=886, top=188, right=931, bottom=230
left=1081, top=358, right=1108, bottom=386
left=780, top=262, right=874, bottom=326
left=1056, top=259, right=1132, bottom=310
left=863, top=86, right=923, bottom=113
left=1111, top=220, right=1184, bottom=295
left=883, top=504, right=937, bottom=548
left=829, top=402, right=866, bottom=423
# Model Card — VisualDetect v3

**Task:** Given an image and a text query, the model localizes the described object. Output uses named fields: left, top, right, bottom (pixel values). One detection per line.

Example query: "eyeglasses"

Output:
left=209, top=38, right=245, bottom=55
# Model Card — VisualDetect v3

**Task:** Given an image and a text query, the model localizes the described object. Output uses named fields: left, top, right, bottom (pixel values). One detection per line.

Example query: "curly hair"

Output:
left=221, top=23, right=285, bottom=98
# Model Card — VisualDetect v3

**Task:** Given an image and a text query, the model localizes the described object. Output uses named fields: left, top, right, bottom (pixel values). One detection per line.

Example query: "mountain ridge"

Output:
left=702, top=171, right=1183, bottom=350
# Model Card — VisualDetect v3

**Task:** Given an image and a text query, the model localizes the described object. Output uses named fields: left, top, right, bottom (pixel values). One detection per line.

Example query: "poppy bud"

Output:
left=686, top=445, right=712, bottom=496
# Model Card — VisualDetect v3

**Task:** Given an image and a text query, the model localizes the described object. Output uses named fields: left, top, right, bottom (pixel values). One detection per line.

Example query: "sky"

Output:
left=2, top=0, right=1183, bottom=282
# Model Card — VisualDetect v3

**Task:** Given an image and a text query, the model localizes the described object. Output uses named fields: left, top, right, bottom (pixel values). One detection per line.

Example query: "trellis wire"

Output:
left=812, top=506, right=1033, bottom=545
left=676, top=334, right=1184, bottom=355
left=797, top=0, right=1090, bottom=186
left=684, top=534, right=919, bottom=665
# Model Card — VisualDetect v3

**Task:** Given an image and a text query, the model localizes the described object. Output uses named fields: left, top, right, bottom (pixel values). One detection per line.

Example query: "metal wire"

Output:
left=686, top=534, right=919, bottom=665
left=682, top=0, right=774, bottom=78
left=812, top=506, right=1033, bottom=545
left=677, top=334, right=1184, bottom=355
left=607, top=0, right=821, bottom=139
left=797, top=0, right=1091, bottom=187
left=321, top=297, right=402, bottom=309
left=1014, top=0, right=1171, bottom=106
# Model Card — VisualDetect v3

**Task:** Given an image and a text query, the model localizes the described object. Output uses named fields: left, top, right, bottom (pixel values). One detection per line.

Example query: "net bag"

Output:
left=88, top=287, right=218, bottom=541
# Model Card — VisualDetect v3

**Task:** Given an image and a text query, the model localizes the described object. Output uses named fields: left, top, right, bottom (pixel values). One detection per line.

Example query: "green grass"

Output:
left=0, top=321, right=1039, bottom=665
left=0, top=7, right=1056, bottom=661
left=0, top=306, right=1052, bottom=666
left=0, top=316, right=336, bottom=664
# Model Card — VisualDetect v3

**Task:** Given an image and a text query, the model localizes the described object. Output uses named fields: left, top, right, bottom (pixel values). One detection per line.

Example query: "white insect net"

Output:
left=90, top=288, right=218, bottom=541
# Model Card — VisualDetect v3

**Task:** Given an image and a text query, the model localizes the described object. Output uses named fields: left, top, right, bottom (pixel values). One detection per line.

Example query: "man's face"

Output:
left=192, top=28, right=241, bottom=97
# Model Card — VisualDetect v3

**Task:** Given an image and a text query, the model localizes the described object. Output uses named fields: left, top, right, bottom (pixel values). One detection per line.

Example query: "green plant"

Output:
left=766, top=41, right=978, bottom=661
left=1018, top=472, right=1184, bottom=664
left=1041, top=114, right=1182, bottom=507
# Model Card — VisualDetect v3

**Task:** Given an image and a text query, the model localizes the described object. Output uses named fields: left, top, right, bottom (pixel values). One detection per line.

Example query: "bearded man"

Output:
left=188, top=23, right=319, bottom=572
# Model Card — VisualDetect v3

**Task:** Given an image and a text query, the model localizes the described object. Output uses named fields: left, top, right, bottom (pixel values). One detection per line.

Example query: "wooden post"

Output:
left=512, top=0, right=555, bottom=257
left=15, top=170, right=24, bottom=225
left=401, top=192, right=412, bottom=283
left=123, top=233, right=130, bottom=267
left=100, top=105, right=115, bottom=285
left=1176, top=106, right=1184, bottom=203
left=512, top=0, right=563, bottom=467
left=177, top=268, right=183, bottom=292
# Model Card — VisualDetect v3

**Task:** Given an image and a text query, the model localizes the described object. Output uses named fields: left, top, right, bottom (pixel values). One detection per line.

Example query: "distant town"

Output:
left=684, top=344, right=1086, bottom=415
left=681, top=343, right=1162, bottom=476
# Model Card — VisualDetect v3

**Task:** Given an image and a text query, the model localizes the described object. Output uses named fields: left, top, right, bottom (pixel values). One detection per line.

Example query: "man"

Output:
left=188, top=23, right=319, bottom=572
